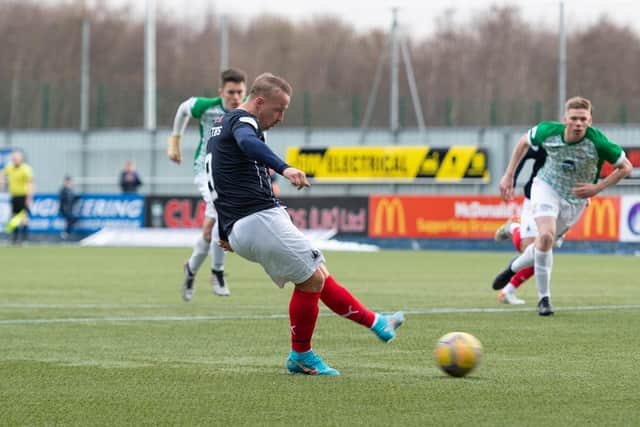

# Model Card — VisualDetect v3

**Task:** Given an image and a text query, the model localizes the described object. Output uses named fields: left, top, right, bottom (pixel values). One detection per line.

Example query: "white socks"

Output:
left=210, top=221, right=225, bottom=272
left=509, top=223, right=520, bottom=235
left=534, top=248, right=553, bottom=300
left=506, top=243, right=553, bottom=301
left=503, top=283, right=516, bottom=294
left=188, top=223, right=226, bottom=275
left=187, top=236, right=210, bottom=274
left=211, top=243, right=225, bottom=272
left=511, top=243, right=535, bottom=272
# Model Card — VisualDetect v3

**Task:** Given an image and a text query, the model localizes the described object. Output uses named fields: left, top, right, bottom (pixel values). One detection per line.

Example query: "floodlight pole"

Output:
left=558, top=0, right=566, bottom=120
left=80, top=18, right=90, bottom=133
left=390, top=8, right=400, bottom=138
left=145, top=0, right=157, bottom=194
left=358, top=38, right=390, bottom=143
left=80, top=18, right=90, bottom=191
left=400, top=37, right=426, bottom=141
left=360, top=8, right=426, bottom=144
left=144, top=0, right=157, bottom=131
left=220, top=14, right=229, bottom=73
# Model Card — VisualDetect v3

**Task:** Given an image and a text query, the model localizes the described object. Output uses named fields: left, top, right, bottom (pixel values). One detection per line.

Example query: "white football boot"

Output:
left=498, top=289, right=525, bottom=305
left=211, top=269, right=230, bottom=296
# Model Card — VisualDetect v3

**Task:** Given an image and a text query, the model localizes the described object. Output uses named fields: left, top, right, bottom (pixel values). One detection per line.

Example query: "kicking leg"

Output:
left=318, top=265, right=404, bottom=343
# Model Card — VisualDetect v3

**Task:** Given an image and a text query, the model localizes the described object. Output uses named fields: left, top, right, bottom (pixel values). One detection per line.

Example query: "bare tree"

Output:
left=2, top=1, right=640, bottom=128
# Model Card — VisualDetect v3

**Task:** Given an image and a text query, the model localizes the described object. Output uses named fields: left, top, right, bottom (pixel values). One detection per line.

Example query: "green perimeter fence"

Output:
left=2, top=80, right=640, bottom=129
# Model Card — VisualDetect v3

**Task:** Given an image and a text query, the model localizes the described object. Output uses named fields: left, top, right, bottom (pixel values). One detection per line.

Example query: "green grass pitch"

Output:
left=1, top=246, right=639, bottom=426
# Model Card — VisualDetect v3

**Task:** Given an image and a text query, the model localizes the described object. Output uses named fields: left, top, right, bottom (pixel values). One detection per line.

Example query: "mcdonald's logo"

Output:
left=583, top=198, right=617, bottom=238
left=373, top=197, right=406, bottom=235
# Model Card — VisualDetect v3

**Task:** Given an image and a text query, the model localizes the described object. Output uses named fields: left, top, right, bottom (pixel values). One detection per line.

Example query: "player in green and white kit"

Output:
left=493, top=96, right=632, bottom=315
left=167, top=68, right=247, bottom=300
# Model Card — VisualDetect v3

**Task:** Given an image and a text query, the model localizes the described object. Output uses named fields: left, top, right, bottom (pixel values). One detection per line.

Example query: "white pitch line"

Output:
left=1, top=304, right=639, bottom=325
left=0, top=304, right=175, bottom=309
left=0, top=314, right=290, bottom=325
left=405, top=304, right=640, bottom=314
left=0, top=304, right=290, bottom=310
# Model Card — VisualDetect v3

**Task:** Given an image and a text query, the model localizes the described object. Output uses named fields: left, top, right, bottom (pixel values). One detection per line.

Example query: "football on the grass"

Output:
left=434, top=332, right=482, bottom=377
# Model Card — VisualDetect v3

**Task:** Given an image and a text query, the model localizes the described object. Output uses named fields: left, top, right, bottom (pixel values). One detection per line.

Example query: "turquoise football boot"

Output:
left=371, top=311, right=405, bottom=343
left=286, top=350, right=340, bottom=376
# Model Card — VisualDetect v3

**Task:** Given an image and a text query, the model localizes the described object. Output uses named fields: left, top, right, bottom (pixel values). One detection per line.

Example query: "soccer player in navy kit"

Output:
left=206, top=73, right=404, bottom=375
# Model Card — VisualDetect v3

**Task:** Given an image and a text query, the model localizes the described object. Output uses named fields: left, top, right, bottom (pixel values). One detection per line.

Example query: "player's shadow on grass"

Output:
left=430, top=375, right=485, bottom=381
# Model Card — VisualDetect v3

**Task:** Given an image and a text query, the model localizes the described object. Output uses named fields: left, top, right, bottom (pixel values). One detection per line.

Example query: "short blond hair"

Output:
left=249, top=73, right=292, bottom=99
left=565, top=96, right=592, bottom=113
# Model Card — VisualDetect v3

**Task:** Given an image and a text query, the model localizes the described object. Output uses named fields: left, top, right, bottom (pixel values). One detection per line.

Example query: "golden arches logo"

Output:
left=583, top=199, right=617, bottom=238
left=373, top=197, right=406, bottom=235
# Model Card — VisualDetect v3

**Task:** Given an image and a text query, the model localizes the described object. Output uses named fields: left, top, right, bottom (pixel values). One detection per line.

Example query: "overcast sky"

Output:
left=49, top=0, right=640, bottom=38
left=209, top=0, right=640, bottom=37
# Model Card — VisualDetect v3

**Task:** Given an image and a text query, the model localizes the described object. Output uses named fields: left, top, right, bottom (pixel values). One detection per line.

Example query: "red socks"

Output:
left=512, top=225, right=522, bottom=251
left=320, top=275, right=376, bottom=328
left=509, top=224, right=533, bottom=288
left=289, top=275, right=376, bottom=353
left=510, top=266, right=535, bottom=288
left=289, top=288, right=320, bottom=353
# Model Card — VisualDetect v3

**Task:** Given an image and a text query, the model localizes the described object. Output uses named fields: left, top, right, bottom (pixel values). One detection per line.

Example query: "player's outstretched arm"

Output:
left=282, top=167, right=310, bottom=190
left=499, top=134, right=530, bottom=201
left=234, top=126, right=290, bottom=174
left=572, top=157, right=633, bottom=198
left=167, top=134, right=182, bottom=164
left=167, top=99, right=194, bottom=164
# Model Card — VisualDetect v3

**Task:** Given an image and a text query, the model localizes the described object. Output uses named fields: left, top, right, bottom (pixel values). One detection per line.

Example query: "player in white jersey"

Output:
left=493, top=96, right=632, bottom=315
left=167, top=68, right=247, bottom=300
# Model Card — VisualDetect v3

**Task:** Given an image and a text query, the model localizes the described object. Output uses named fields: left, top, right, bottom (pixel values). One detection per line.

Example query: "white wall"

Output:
left=2, top=126, right=639, bottom=196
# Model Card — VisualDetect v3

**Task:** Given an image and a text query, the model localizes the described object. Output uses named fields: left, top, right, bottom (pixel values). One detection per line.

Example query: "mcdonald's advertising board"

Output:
left=620, top=195, right=640, bottom=242
left=564, top=196, right=620, bottom=241
left=286, top=146, right=490, bottom=183
left=368, top=195, right=523, bottom=239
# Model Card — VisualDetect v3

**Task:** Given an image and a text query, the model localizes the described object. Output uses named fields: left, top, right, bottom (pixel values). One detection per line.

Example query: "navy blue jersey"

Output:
left=514, top=147, right=546, bottom=199
left=207, top=109, right=290, bottom=240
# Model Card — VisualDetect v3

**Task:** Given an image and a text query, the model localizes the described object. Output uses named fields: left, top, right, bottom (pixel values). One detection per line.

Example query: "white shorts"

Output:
left=531, top=177, right=586, bottom=237
left=194, top=173, right=218, bottom=219
left=228, top=206, right=325, bottom=288
left=519, top=198, right=538, bottom=239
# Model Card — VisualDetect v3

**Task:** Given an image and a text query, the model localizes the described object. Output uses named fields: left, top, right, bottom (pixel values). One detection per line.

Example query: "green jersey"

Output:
left=188, top=97, right=227, bottom=176
left=527, top=121, right=625, bottom=203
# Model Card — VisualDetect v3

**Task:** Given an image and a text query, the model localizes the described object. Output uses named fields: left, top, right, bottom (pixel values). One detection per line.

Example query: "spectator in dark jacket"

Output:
left=59, top=175, right=80, bottom=239
left=119, top=160, right=142, bottom=193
